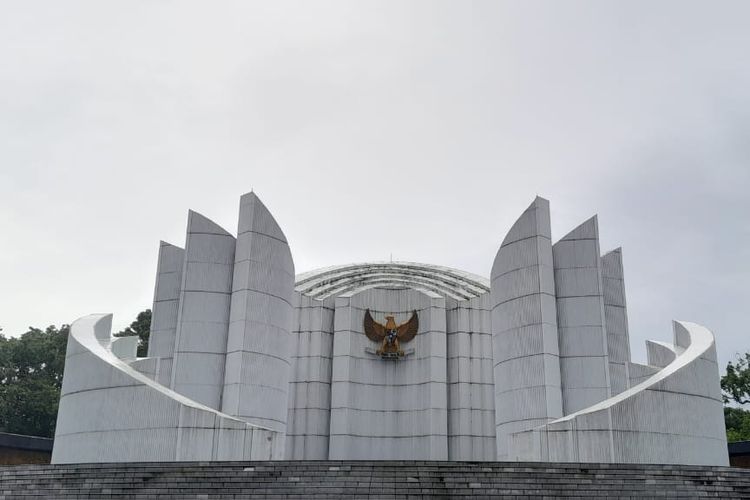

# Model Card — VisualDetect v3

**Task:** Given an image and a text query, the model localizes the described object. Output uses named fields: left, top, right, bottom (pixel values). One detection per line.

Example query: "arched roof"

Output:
left=295, top=262, right=490, bottom=301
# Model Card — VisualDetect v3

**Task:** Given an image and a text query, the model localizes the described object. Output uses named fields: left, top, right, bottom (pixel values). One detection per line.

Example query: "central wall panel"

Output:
left=328, top=287, right=448, bottom=460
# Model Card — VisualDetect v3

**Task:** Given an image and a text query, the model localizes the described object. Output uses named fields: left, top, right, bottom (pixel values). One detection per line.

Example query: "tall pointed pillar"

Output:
left=552, top=216, right=611, bottom=414
left=601, top=248, right=631, bottom=395
left=221, top=193, right=295, bottom=433
left=147, top=241, right=184, bottom=386
left=491, top=197, right=563, bottom=459
left=170, top=211, right=235, bottom=409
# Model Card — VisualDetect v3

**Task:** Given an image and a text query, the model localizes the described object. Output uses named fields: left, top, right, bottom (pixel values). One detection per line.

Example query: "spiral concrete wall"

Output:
left=51, top=314, right=282, bottom=463
left=508, top=321, right=729, bottom=465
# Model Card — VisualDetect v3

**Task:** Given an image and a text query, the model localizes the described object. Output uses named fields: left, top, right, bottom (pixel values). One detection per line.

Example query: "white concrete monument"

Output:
left=51, top=193, right=728, bottom=465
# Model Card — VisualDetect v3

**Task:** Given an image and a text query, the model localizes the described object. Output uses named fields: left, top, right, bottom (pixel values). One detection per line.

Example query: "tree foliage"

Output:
left=113, top=309, right=152, bottom=357
left=725, top=407, right=750, bottom=442
left=722, top=352, right=750, bottom=405
left=0, top=310, right=151, bottom=438
left=0, top=325, right=69, bottom=437
left=722, top=352, right=750, bottom=442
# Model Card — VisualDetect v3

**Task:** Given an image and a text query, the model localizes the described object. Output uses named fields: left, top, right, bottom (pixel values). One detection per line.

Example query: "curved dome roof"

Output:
left=295, top=262, right=490, bottom=300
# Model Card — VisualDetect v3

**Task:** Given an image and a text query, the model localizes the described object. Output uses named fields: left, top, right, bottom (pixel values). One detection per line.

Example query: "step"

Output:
left=1, top=461, right=749, bottom=498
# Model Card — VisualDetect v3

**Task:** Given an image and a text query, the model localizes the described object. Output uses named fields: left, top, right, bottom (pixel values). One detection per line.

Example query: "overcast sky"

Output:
left=1, top=1, right=748, bottom=369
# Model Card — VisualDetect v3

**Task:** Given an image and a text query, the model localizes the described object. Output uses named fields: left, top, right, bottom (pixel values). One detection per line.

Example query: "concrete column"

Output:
left=221, top=193, right=295, bottom=433
left=446, top=294, right=496, bottom=460
left=170, top=211, right=235, bottom=409
left=146, top=241, right=184, bottom=386
left=601, top=248, right=632, bottom=395
left=285, top=293, right=335, bottom=459
left=552, top=216, right=611, bottom=414
left=491, top=197, right=563, bottom=459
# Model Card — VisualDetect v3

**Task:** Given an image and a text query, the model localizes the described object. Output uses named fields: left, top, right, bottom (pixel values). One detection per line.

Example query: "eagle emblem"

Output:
left=364, top=309, right=419, bottom=358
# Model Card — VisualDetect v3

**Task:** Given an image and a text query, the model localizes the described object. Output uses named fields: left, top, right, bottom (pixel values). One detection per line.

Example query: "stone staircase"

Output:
left=2, top=461, right=750, bottom=499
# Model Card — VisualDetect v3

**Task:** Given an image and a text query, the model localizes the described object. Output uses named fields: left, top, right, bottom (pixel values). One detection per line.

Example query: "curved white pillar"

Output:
left=170, top=211, right=235, bottom=410
left=601, top=248, right=631, bottom=395
left=147, top=241, right=184, bottom=385
left=221, top=193, right=295, bottom=433
left=552, top=216, right=611, bottom=414
left=491, top=197, right=563, bottom=459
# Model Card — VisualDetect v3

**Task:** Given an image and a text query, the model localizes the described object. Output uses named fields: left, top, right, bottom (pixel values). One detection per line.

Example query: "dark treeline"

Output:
left=0, top=311, right=150, bottom=437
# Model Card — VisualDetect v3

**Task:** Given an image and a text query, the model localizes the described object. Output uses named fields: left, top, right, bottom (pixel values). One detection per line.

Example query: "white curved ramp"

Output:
left=51, top=314, right=283, bottom=464
left=509, top=320, right=728, bottom=465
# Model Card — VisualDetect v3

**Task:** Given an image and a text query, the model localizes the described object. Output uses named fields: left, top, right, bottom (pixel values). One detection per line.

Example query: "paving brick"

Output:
left=0, top=462, right=748, bottom=499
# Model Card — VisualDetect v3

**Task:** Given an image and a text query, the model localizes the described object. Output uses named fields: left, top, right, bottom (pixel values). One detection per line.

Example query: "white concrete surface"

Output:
left=296, top=262, right=489, bottom=301
left=552, top=216, right=611, bottom=414
left=445, top=294, right=496, bottom=460
left=146, top=241, right=184, bottom=386
left=51, top=314, right=283, bottom=463
left=491, top=197, right=563, bottom=460
left=601, top=248, right=631, bottom=396
left=509, top=321, right=729, bottom=465
left=221, top=192, right=295, bottom=433
left=285, top=294, right=335, bottom=459
left=52, top=194, right=728, bottom=466
left=328, top=287, right=449, bottom=460
left=170, top=211, right=235, bottom=410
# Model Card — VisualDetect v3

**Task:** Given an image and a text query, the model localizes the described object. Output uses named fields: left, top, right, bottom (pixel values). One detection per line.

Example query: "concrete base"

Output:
left=2, top=461, right=749, bottom=498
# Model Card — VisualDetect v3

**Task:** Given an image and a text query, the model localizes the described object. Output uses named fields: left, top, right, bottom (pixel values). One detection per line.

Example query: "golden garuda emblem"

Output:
left=364, top=309, right=419, bottom=358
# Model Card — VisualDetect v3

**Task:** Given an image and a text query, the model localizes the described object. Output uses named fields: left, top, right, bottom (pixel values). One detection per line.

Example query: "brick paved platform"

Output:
left=2, top=461, right=750, bottom=498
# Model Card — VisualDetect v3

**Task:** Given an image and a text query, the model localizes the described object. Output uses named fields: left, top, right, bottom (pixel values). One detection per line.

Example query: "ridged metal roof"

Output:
left=295, top=262, right=490, bottom=300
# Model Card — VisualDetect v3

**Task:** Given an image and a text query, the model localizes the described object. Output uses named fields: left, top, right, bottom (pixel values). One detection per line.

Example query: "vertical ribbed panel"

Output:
left=147, top=241, right=185, bottom=385
left=328, top=287, right=448, bottom=460
left=628, top=362, right=660, bottom=386
left=221, top=193, right=295, bottom=433
left=646, top=340, right=678, bottom=369
left=446, top=294, right=496, bottom=460
left=491, top=197, right=563, bottom=459
left=601, top=248, right=632, bottom=395
left=553, top=216, right=611, bottom=414
left=171, top=211, right=235, bottom=410
left=285, top=293, right=335, bottom=459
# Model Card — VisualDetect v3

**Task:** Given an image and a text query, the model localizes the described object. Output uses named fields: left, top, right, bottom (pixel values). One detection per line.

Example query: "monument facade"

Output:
left=51, top=193, right=728, bottom=465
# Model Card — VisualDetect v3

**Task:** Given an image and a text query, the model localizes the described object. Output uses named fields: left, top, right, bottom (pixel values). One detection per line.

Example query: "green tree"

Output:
left=724, top=407, right=750, bottom=442
left=722, top=352, right=750, bottom=442
left=113, top=309, right=152, bottom=357
left=0, top=310, right=151, bottom=438
left=722, top=352, right=750, bottom=405
left=0, top=325, right=69, bottom=437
